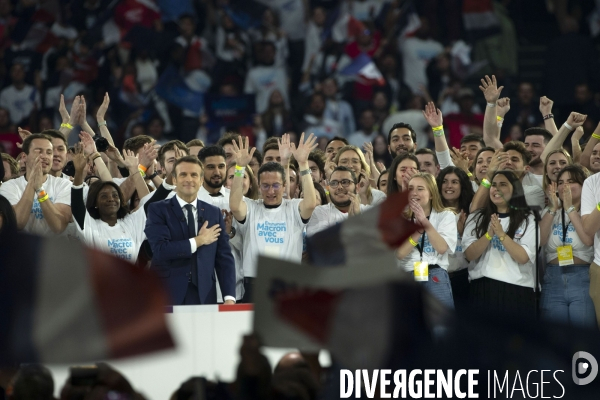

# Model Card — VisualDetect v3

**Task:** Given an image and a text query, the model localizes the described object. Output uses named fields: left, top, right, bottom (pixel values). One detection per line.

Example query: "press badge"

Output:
left=557, top=245, right=574, bottom=266
left=414, top=261, right=429, bottom=282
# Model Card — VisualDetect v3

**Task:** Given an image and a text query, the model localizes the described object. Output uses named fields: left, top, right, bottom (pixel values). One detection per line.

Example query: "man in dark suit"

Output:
left=145, top=156, right=236, bottom=305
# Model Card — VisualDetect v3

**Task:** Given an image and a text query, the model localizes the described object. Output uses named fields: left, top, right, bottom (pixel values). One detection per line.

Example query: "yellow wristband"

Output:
left=138, top=168, right=146, bottom=177
left=235, top=165, right=244, bottom=171
left=485, top=232, right=492, bottom=241
left=496, top=116, right=504, bottom=121
left=38, top=194, right=49, bottom=203
left=409, top=236, right=418, bottom=247
left=60, top=122, right=73, bottom=129
left=592, top=133, right=600, bottom=141
left=596, top=203, right=600, bottom=212
left=467, top=172, right=473, bottom=177
left=481, top=178, right=491, bottom=189
left=432, top=125, right=443, bottom=131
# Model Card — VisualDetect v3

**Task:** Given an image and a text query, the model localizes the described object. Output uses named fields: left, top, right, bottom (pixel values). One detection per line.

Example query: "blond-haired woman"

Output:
left=542, top=149, right=572, bottom=194
left=333, top=145, right=386, bottom=206
left=396, top=172, right=457, bottom=309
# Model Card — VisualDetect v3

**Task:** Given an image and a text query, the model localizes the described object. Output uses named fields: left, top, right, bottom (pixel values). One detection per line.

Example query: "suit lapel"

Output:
left=196, top=200, right=206, bottom=232
left=170, top=196, right=188, bottom=238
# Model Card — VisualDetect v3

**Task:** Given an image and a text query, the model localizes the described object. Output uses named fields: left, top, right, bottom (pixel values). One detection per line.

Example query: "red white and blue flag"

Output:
left=0, top=232, right=174, bottom=365
left=339, top=53, right=385, bottom=86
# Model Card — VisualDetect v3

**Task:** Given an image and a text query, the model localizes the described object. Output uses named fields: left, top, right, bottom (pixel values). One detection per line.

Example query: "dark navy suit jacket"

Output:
left=145, top=196, right=235, bottom=305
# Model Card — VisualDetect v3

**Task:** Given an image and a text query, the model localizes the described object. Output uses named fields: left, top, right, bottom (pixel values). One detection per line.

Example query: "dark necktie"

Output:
left=184, top=204, right=199, bottom=286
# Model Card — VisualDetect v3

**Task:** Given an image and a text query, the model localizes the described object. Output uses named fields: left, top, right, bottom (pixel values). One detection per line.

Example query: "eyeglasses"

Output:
left=260, top=183, right=282, bottom=191
left=329, top=179, right=355, bottom=188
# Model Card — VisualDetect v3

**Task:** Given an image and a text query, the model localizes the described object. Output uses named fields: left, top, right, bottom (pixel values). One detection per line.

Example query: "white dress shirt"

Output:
left=175, top=194, right=235, bottom=303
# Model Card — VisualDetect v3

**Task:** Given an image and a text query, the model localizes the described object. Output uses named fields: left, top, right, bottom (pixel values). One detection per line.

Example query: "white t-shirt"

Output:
left=543, top=209, right=593, bottom=264
left=447, top=212, right=469, bottom=273
left=371, top=188, right=387, bottom=206
left=0, top=175, right=71, bottom=236
left=235, top=198, right=307, bottom=277
left=581, top=173, right=600, bottom=265
left=521, top=172, right=545, bottom=209
left=0, top=84, right=41, bottom=124
left=397, top=209, right=457, bottom=272
left=462, top=212, right=538, bottom=288
left=198, top=185, right=230, bottom=211
left=244, top=65, right=289, bottom=113
left=76, top=206, right=147, bottom=263
left=306, top=203, right=369, bottom=236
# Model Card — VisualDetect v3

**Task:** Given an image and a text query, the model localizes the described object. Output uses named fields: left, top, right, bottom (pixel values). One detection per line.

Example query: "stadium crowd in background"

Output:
left=2, top=0, right=600, bottom=398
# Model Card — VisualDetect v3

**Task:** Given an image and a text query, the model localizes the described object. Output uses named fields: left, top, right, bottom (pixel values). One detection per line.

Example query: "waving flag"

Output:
left=0, top=232, right=174, bottom=365
left=340, top=53, right=385, bottom=86
left=322, top=6, right=365, bottom=43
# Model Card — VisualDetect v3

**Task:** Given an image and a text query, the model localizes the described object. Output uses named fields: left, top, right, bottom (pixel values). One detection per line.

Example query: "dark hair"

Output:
left=10, top=364, right=54, bottom=400
left=308, top=149, right=326, bottom=178
left=387, top=153, right=420, bottom=196
left=472, top=170, right=531, bottom=239
left=171, top=155, right=204, bottom=177
left=257, top=161, right=285, bottom=183
left=262, top=137, right=279, bottom=155
left=2, top=153, right=18, bottom=178
left=503, top=140, right=531, bottom=165
left=330, top=165, right=357, bottom=183
left=460, top=134, right=485, bottom=147
left=22, top=133, right=52, bottom=154
left=325, top=136, right=349, bottom=148
left=198, top=145, right=226, bottom=164
left=86, top=181, right=130, bottom=220
left=388, top=122, right=416, bottom=145
left=0, top=194, right=17, bottom=234
left=556, top=164, right=588, bottom=189
left=41, top=129, right=68, bottom=147
left=123, top=135, right=153, bottom=153
left=437, top=167, right=474, bottom=214
left=253, top=149, right=263, bottom=165
left=415, top=148, right=439, bottom=167
left=524, top=127, right=553, bottom=144
left=377, top=169, right=388, bottom=190
left=312, top=181, right=328, bottom=205
left=217, top=132, right=241, bottom=148
left=158, top=140, right=189, bottom=166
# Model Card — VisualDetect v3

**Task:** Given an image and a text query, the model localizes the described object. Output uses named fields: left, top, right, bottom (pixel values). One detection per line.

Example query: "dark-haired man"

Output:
left=324, top=136, right=348, bottom=161
left=387, top=122, right=417, bottom=158
left=415, top=148, right=440, bottom=177
left=145, top=156, right=236, bottom=305
left=230, top=134, right=318, bottom=301
left=42, top=129, right=69, bottom=179
left=0, top=133, right=72, bottom=235
left=218, top=133, right=241, bottom=164
left=198, top=145, right=229, bottom=206
left=307, top=166, right=367, bottom=236
left=523, top=127, right=553, bottom=181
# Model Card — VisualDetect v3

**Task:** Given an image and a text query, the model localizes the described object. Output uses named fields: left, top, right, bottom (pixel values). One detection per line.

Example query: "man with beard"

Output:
left=0, top=134, right=72, bottom=236
left=198, top=145, right=229, bottom=207
left=523, top=127, right=552, bottom=184
left=306, top=166, right=366, bottom=236
left=387, top=122, right=417, bottom=159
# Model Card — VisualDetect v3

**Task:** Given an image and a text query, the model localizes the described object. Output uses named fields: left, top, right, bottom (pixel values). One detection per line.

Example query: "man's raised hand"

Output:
left=290, top=132, right=317, bottom=164
left=232, top=136, right=255, bottom=167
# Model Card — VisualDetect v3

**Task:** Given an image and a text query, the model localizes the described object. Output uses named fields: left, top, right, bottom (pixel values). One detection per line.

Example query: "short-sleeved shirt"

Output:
left=581, top=173, right=600, bottom=265
left=76, top=207, right=147, bottom=263
left=235, top=198, right=307, bottom=277
left=462, top=212, right=538, bottom=288
left=306, top=203, right=369, bottom=236
left=397, top=209, right=457, bottom=272
left=543, top=209, right=593, bottom=264
left=0, top=175, right=71, bottom=236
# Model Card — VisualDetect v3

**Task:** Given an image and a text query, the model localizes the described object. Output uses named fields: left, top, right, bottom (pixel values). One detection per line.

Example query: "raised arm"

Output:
left=479, top=75, right=503, bottom=149
left=571, top=127, right=584, bottom=164
left=540, top=112, right=586, bottom=162
left=423, top=101, right=448, bottom=153
left=96, top=92, right=115, bottom=146
left=539, top=96, right=558, bottom=136
left=123, top=149, right=150, bottom=201
left=58, top=95, right=81, bottom=139
left=540, top=183, right=559, bottom=247
left=291, top=132, right=318, bottom=219
left=71, top=146, right=89, bottom=230
left=12, top=156, right=40, bottom=230
left=278, top=133, right=293, bottom=199
left=78, top=97, right=96, bottom=137
left=363, top=142, right=380, bottom=187
left=579, top=122, right=600, bottom=169
left=229, top=136, right=255, bottom=222
left=79, top=130, right=112, bottom=182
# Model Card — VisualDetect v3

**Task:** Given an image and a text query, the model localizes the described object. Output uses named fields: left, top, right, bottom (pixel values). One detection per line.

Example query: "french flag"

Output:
left=0, top=232, right=174, bottom=365
left=339, top=53, right=385, bottom=86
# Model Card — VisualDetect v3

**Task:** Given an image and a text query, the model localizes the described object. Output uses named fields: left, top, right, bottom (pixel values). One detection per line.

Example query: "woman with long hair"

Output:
left=472, top=146, right=496, bottom=186
left=386, top=152, right=420, bottom=196
left=71, top=147, right=150, bottom=264
left=542, top=149, right=572, bottom=194
left=0, top=194, right=17, bottom=235
left=463, top=171, right=537, bottom=317
left=396, top=172, right=457, bottom=309
left=540, top=165, right=596, bottom=327
left=334, top=145, right=386, bottom=205
left=437, top=166, right=475, bottom=308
